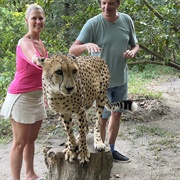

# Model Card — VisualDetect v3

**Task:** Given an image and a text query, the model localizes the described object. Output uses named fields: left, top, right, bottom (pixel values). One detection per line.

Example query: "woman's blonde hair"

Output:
left=25, top=4, right=45, bottom=19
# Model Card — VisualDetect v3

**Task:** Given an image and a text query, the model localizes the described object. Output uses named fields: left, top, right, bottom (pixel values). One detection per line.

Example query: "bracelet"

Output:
left=31, top=54, right=37, bottom=63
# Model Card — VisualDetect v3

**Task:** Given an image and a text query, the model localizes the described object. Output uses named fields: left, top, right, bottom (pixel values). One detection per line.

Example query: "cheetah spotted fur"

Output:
left=38, top=53, right=137, bottom=164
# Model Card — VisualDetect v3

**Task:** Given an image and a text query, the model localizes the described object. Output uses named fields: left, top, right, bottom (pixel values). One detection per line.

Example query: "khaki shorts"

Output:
left=1, top=90, right=47, bottom=124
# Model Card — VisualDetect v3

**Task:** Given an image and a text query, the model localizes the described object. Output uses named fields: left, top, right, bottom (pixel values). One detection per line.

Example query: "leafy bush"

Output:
left=0, top=0, right=179, bottom=103
left=0, top=117, right=12, bottom=142
left=0, top=7, right=25, bottom=102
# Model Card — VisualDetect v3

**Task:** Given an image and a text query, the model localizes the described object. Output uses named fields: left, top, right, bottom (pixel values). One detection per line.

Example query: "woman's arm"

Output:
left=19, top=38, right=45, bottom=66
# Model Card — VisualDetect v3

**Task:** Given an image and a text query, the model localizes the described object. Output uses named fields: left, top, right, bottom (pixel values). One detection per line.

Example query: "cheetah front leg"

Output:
left=76, top=113, right=90, bottom=164
left=61, top=114, right=78, bottom=162
left=94, top=107, right=106, bottom=151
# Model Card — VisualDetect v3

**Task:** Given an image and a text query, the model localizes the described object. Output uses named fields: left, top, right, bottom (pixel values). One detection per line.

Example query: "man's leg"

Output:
left=108, top=112, right=130, bottom=162
left=108, top=111, right=121, bottom=150
left=102, top=83, right=130, bottom=162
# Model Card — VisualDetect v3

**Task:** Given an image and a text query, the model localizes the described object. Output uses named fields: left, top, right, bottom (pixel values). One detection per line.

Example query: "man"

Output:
left=69, top=0, right=139, bottom=162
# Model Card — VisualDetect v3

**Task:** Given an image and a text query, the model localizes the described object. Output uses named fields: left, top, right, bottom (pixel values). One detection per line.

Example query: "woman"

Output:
left=1, top=4, right=48, bottom=180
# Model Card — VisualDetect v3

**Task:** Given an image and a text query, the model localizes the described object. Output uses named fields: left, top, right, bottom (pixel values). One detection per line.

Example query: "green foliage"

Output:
left=120, top=0, right=179, bottom=65
left=0, top=7, right=25, bottom=101
left=59, top=0, right=101, bottom=45
left=0, top=0, right=179, bottom=102
left=0, top=117, right=12, bottom=142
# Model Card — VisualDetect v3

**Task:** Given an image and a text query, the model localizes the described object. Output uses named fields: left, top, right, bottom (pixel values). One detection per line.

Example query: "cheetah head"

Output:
left=38, top=53, right=79, bottom=96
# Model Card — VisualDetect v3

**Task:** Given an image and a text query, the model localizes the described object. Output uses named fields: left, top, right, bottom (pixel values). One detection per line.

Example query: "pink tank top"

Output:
left=8, top=39, right=48, bottom=94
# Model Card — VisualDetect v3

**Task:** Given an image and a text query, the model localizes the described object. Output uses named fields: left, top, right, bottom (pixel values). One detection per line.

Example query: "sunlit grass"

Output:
left=128, top=64, right=179, bottom=99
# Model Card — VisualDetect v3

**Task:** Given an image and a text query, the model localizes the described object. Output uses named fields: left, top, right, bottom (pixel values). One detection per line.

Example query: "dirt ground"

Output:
left=110, top=77, right=180, bottom=180
left=0, top=76, right=180, bottom=180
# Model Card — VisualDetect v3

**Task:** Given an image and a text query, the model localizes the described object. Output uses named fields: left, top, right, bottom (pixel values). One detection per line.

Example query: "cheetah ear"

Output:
left=38, top=57, right=47, bottom=66
left=67, top=53, right=77, bottom=62
left=67, top=53, right=76, bottom=58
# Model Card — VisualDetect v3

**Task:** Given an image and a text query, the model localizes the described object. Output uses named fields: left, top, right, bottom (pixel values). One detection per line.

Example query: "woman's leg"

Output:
left=10, top=119, right=31, bottom=180
left=23, top=120, right=42, bottom=180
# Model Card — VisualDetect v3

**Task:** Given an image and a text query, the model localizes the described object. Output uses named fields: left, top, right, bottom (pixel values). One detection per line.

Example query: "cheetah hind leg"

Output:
left=94, top=111, right=106, bottom=151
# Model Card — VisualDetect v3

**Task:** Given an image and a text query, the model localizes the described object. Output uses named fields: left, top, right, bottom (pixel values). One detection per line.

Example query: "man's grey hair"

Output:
left=97, top=0, right=120, bottom=4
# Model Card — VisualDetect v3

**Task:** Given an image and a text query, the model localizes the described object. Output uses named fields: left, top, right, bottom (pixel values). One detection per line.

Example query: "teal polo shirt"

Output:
left=77, top=12, right=138, bottom=88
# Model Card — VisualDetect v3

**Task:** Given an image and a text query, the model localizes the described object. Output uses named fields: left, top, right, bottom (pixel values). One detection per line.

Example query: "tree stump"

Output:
left=43, top=133, right=113, bottom=180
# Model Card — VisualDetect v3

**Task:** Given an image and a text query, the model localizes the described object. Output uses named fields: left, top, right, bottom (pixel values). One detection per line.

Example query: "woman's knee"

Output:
left=27, top=135, right=38, bottom=144
left=30, top=121, right=42, bottom=138
left=12, top=138, right=27, bottom=150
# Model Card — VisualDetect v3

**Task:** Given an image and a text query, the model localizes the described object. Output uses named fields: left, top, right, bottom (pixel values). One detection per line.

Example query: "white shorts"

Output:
left=0, top=90, right=47, bottom=124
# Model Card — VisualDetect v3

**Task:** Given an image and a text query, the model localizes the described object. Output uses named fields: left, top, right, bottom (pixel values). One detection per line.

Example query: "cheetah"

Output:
left=38, top=53, right=137, bottom=164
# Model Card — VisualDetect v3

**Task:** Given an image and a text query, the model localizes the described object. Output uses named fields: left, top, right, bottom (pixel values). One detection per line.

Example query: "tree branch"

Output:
left=128, top=61, right=164, bottom=66
left=166, top=61, right=180, bottom=70
left=128, top=60, right=180, bottom=70
left=139, top=44, right=164, bottom=60
left=142, top=0, right=179, bottom=32
left=129, top=44, right=180, bottom=70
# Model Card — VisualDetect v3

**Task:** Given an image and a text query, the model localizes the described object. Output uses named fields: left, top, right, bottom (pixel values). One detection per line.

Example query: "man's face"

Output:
left=100, top=0, right=120, bottom=18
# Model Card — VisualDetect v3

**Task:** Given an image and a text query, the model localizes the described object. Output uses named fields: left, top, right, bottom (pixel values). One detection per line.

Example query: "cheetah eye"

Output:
left=55, top=69, right=63, bottom=75
left=72, top=69, right=77, bottom=74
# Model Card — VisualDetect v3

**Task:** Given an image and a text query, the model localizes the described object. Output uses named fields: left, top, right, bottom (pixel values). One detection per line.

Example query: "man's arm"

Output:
left=123, top=44, right=140, bottom=59
left=69, top=40, right=86, bottom=56
left=69, top=40, right=101, bottom=56
left=131, top=44, right=140, bottom=56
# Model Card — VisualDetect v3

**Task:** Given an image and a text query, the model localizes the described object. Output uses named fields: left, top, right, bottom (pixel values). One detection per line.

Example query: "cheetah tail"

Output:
left=105, top=100, right=138, bottom=112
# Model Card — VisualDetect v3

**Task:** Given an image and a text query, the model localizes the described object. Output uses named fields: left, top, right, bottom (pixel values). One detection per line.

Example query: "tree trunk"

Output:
left=43, top=133, right=113, bottom=180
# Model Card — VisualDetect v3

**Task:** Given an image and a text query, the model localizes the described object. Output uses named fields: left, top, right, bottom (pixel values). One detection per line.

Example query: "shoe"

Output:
left=112, top=150, right=130, bottom=163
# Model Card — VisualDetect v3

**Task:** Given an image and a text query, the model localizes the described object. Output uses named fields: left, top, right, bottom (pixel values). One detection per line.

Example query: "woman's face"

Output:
left=26, top=9, right=45, bottom=33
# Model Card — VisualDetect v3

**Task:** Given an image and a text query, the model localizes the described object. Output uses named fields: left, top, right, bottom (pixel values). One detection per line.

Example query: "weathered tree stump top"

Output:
left=44, top=133, right=113, bottom=180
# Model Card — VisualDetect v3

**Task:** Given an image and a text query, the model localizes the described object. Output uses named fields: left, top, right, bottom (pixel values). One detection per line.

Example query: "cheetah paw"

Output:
left=77, top=150, right=90, bottom=164
left=63, top=148, right=77, bottom=162
left=94, top=141, right=106, bottom=151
